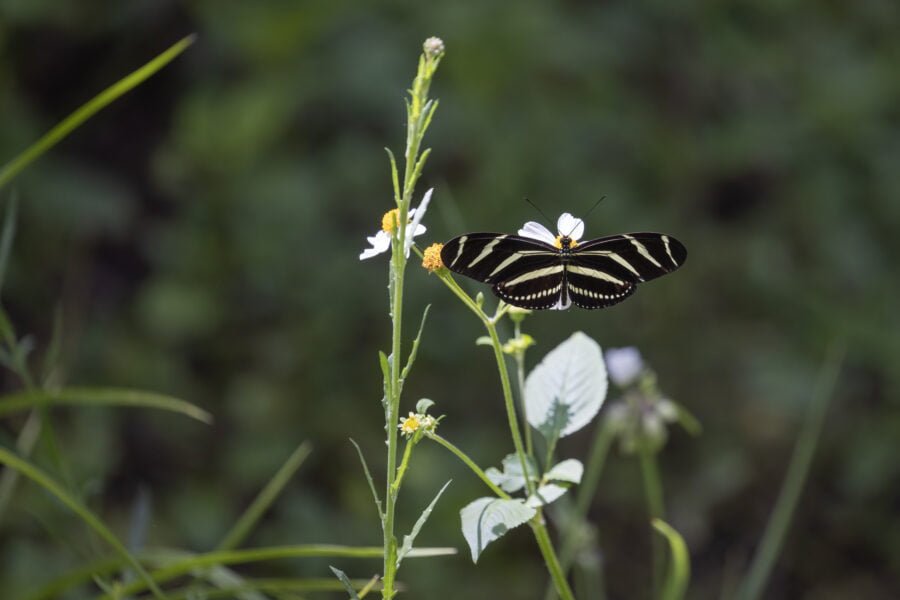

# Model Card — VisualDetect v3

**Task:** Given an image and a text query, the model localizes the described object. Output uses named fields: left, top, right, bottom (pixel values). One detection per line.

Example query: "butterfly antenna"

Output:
left=524, top=197, right=555, bottom=230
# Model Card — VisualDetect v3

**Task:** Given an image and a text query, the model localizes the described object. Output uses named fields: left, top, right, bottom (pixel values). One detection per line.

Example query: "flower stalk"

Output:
left=378, top=39, right=443, bottom=599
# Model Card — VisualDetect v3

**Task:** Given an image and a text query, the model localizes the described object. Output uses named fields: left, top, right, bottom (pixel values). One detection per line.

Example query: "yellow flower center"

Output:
left=422, top=243, right=445, bottom=272
left=554, top=235, right=578, bottom=249
left=381, top=209, right=401, bottom=234
left=400, top=413, right=421, bottom=435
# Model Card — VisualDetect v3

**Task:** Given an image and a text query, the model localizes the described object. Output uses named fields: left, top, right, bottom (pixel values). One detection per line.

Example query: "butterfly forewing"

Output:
left=573, top=233, right=687, bottom=282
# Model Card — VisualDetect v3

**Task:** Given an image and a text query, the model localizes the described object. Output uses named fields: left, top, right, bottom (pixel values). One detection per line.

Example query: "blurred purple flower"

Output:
left=605, top=347, right=645, bottom=387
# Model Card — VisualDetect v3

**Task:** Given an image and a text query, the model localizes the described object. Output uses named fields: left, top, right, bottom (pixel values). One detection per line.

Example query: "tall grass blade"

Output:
left=0, top=35, right=196, bottom=190
left=652, top=519, right=690, bottom=600
left=0, top=387, right=212, bottom=423
left=216, top=441, right=312, bottom=551
left=0, top=447, right=167, bottom=599
left=735, top=342, right=845, bottom=600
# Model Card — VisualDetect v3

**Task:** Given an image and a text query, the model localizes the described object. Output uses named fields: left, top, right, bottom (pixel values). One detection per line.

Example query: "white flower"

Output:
left=605, top=347, right=645, bottom=387
left=359, top=188, right=433, bottom=260
left=518, top=212, right=585, bottom=247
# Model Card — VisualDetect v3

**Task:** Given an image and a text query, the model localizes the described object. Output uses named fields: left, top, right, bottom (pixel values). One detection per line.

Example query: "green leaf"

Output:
left=384, top=147, right=401, bottom=203
left=349, top=438, right=383, bottom=523
left=415, top=398, right=435, bottom=414
left=652, top=519, right=691, bottom=600
left=545, top=458, right=584, bottom=484
left=485, top=453, right=539, bottom=493
left=460, top=497, right=536, bottom=562
left=401, top=304, right=430, bottom=382
left=0, top=447, right=167, bottom=600
left=475, top=336, right=492, bottom=346
left=216, top=441, right=312, bottom=551
left=0, top=36, right=196, bottom=191
left=329, top=566, right=361, bottom=600
left=526, top=483, right=570, bottom=508
left=0, top=387, right=212, bottom=423
left=397, top=480, right=451, bottom=567
left=525, top=331, right=608, bottom=439
left=378, top=351, right=391, bottom=398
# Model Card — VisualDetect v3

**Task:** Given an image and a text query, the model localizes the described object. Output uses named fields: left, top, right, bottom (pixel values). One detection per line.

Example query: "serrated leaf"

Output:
left=460, top=497, right=536, bottom=562
left=545, top=458, right=584, bottom=484
left=525, top=331, right=608, bottom=439
left=415, top=398, right=434, bottom=414
left=329, top=566, right=361, bottom=600
left=526, top=483, right=570, bottom=508
left=397, top=480, right=450, bottom=567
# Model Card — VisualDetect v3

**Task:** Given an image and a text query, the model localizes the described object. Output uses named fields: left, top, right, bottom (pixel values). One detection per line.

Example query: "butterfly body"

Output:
left=440, top=215, right=686, bottom=310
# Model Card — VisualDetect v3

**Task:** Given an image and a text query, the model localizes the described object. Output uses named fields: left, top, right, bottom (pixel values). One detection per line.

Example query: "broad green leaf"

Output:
left=397, top=480, right=450, bottom=566
left=485, top=453, right=538, bottom=493
left=526, top=483, right=570, bottom=508
left=545, top=458, right=584, bottom=484
left=652, top=519, right=691, bottom=600
left=0, top=387, right=211, bottom=423
left=329, top=566, right=361, bottom=600
left=525, top=331, right=608, bottom=439
left=460, top=497, right=536, bottom=562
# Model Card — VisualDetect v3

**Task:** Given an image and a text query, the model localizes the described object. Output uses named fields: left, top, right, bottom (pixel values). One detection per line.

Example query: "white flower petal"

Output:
left=405, top=188, right=433, bottom=254
left=359, top=230, right=392, bottom=260
left=518, top=221, right=557, bottom=245
left=557, top=213, right=584, bottom=241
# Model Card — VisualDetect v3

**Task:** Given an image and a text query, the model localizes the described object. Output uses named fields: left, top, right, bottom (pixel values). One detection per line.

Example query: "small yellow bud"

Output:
left=422, top=243, right=445, bottom=272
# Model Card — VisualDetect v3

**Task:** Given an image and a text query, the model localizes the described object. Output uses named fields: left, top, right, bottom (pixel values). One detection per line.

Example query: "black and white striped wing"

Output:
left=440, top=233, right=566, bottom=310
left=567, top=232, right=687, bottom=309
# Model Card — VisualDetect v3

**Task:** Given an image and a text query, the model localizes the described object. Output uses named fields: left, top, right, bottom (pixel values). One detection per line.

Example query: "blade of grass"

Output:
left=0, top=192, right=17, bottom=298
left=0, top=447, right=167, bottom=600
left=652, top=519, right=690, bottom=600
left=0, top=387, right=212, bottom=423
left=153, top=577, right=388, bottom=600
left=216, top=441, right=312, bottom=551
left=98, top=545, right=457, bottom=599
left=0, top=35, right=195, bottom=190
left=735, top=342, right=845, bottom=600
left=350, top=438, right=384, bottom=522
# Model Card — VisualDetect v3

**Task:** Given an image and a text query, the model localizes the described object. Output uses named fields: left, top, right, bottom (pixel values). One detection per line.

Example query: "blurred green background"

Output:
left=1, top=1, right=899, bottom=598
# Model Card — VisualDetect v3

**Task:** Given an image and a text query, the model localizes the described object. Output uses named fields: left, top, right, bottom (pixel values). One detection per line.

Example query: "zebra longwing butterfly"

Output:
left=440, top=213, right=686, bottom=310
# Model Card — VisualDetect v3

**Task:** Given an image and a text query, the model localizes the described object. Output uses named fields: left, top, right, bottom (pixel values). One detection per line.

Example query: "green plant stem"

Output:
left=432, top=269, right=573, bottom=600
left=0, top=35, right=195, bottom=190
left=549, top=418, right=616, bottom=600
left=428, top=433, right=509, bottom=499
left=391, top=439, right=415, bottom=497
left=639, top=441, right=666, bottom=599
left=736, top=343, right=844, bottom=600
left=514, top=321, right=533, bottom=456
left=531, top=521, right=576, bottom=600
left=381, top=45, right=442, bottom=600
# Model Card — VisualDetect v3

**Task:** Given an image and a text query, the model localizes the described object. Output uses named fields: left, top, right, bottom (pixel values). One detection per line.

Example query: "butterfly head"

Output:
left=554, top=235, right=578, bottom=251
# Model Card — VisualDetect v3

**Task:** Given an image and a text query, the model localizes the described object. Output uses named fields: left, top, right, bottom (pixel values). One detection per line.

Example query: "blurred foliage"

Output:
left=1, top=0, right=899, bottom=598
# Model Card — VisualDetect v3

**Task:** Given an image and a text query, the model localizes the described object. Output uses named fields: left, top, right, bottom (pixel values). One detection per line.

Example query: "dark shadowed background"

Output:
left=1, top=1, right=898, bottom=598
